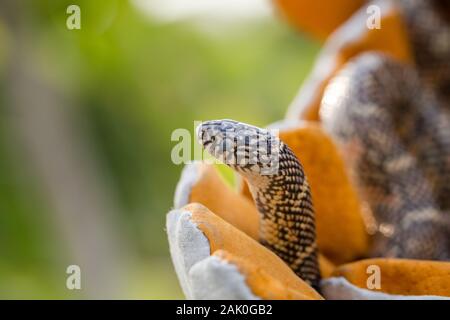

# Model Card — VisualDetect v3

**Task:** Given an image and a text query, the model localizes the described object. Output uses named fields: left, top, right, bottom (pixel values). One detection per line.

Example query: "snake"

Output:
left=197, top=119, right=321, bottom=288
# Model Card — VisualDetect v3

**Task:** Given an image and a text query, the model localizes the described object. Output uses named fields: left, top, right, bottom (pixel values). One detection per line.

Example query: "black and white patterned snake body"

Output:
left=321, top=53, right=450, bottom=260
left=197, top=120, right=321, bottom=288
left=320, top=0, right=450, bottom=260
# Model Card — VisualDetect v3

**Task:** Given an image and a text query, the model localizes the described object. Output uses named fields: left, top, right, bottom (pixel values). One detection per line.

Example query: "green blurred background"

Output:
left=0, top=0, right=319, bottom=298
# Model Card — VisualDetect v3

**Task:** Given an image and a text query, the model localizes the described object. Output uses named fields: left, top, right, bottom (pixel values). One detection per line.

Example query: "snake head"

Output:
left=196, top=119, right=280, bottom=175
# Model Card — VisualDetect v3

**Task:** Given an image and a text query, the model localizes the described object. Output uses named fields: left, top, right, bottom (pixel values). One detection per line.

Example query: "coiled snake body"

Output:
left=197, top=120, right=321, bottom=288
left=321, top=53, right=450, bottom=260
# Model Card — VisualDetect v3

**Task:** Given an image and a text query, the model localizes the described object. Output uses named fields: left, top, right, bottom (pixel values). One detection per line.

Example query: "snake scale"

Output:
left=195, top=0, right=450, bottom=289
left=197, top=120, right=321, bottom=288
